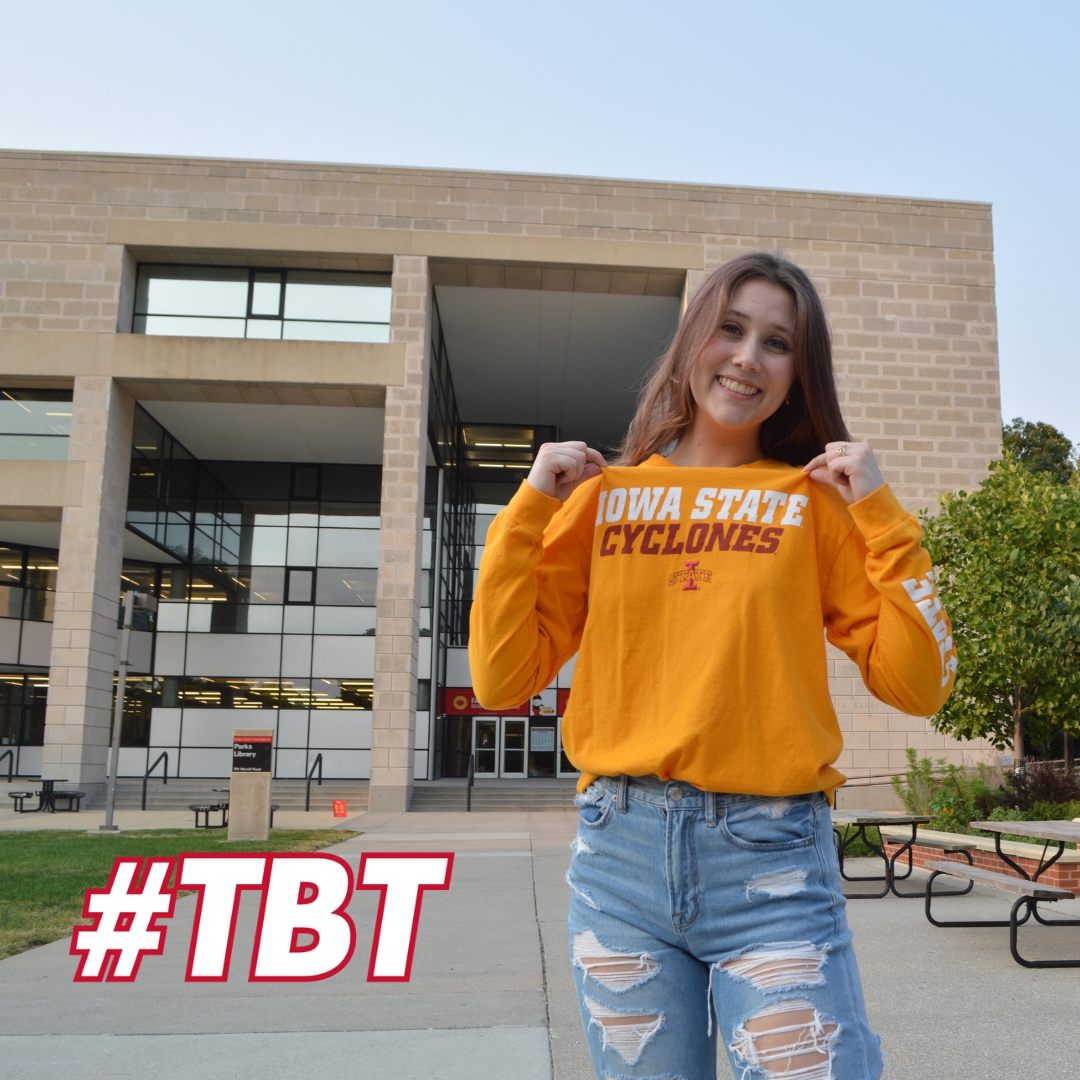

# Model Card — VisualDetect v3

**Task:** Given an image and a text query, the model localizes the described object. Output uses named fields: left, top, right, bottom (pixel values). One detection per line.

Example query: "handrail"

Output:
left=305, top=753, right=323, bottom=812
left=466, top=753, right=475, bottom=813
left=0, top=748, right=13, bottom=783
left=141, top=751, right=169, bottom=811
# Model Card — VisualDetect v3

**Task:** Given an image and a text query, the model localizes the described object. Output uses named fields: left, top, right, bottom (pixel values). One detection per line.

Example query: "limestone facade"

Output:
left=0, top=151, right=1002, bottom=798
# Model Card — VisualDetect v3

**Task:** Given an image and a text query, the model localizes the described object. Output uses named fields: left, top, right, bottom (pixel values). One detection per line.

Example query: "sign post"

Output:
left=228, top=728, right=273, bottom=841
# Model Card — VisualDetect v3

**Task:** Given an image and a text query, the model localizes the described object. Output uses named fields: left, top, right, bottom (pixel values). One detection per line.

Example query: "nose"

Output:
left=731, top=334, right=764, bottom=372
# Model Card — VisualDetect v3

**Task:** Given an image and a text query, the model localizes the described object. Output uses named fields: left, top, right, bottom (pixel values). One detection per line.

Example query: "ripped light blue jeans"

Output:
left=567, top=776, right=883, bottom=1080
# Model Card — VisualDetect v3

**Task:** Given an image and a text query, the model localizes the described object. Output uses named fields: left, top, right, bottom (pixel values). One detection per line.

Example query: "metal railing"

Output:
left=0, top=749, right=13, bottom=783
left=466, top=753, right=475, bottom=813
left=305, top=753, right=323, bottom=812
left=141, top=751, right=169, bottom=811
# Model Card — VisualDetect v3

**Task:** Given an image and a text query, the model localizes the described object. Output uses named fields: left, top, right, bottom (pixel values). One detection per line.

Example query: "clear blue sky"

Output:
left=3, top=1, right=1078, bottom=447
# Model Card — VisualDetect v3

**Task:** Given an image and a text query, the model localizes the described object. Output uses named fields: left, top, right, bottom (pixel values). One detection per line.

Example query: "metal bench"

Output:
left=886, top=835, right=978, bottom=898
left=924, top=860, right=1080, bottom=968
left=190, top=803, right=228, bottom=829
left=50, top=789, right=85, bottom=812
left=7, top=791, right=36, bottom=813
left=191, top=802, right=280, bottom=829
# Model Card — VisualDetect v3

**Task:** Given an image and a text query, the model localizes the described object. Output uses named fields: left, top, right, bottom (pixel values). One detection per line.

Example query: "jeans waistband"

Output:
left=593, top=774, right=820, bottom=812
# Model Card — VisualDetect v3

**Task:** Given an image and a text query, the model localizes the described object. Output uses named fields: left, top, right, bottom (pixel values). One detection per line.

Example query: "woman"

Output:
left=469, top=251, right=956, bottom=1079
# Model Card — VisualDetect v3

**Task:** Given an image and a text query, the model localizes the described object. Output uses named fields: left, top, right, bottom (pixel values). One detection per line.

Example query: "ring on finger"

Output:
left=835, top=443, right=847, bottom=456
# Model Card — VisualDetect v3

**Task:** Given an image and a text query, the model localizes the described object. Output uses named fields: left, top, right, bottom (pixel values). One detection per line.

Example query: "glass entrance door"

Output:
left=472, top=718, right=498, bottom=775
left=471, top=716, right=527, bottom=778
left=501, top=718, right=526, bottom=777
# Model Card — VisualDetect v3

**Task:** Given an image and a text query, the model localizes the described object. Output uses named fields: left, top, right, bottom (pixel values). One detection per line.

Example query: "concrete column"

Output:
left=369, top=255, right=431, bottom=812
left=42, top=376, right=134, bottom=790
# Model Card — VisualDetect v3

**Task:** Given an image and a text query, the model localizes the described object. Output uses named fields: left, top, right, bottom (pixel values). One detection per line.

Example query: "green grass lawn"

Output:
left=0, top=828, right=359, bottom=961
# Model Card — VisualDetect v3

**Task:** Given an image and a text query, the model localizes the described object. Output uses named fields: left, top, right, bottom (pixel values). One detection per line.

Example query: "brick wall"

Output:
left=883, top=839, right=1080, bottom=892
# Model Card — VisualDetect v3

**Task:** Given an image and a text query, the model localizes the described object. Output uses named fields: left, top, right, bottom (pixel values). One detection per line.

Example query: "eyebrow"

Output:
left=727, top=308, right=793, bottom=336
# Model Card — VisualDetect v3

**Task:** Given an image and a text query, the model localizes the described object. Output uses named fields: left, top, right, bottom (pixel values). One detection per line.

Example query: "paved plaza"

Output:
left=1, top=809, right=1079, bottom=1078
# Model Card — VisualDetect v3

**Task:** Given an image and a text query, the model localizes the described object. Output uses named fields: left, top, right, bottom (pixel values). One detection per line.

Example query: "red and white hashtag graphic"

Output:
left=71, top=852, right=454, bottom=982
left=70, top=857, right=176, bottom=981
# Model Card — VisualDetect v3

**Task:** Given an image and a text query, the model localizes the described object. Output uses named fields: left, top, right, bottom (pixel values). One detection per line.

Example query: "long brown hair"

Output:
left=615, top=251, right=850, bottom=466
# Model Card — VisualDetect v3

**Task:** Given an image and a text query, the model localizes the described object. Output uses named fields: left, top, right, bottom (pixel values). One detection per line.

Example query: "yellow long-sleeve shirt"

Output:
left=469, top=455, right=957, bottom=796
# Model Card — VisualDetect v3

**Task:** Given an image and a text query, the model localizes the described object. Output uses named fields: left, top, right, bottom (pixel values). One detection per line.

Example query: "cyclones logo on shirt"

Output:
left=595, top=483, right=807, bottom=560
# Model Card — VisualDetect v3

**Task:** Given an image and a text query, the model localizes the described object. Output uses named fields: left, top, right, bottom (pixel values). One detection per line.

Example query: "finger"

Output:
left=584, top=447, right=608, bottom=469
left=547, top=452, right=587, bottom=480
left=802, top=452, right=831, bottom=474
left=806, top=466, right=839, bottom=487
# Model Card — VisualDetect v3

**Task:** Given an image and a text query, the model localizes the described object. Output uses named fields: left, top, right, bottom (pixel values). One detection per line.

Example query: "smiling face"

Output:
left=681, top=277, right=798, bottom=462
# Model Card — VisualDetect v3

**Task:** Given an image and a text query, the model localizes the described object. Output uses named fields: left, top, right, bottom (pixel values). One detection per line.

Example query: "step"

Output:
left=103, top=779, right=371, bottom=813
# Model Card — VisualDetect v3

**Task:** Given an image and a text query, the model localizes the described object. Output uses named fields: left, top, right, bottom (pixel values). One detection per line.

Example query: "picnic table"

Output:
left=830, top=810, right=932, bottom=898
left=971, top=820, right=1080, bottom=882
left=924, top=820, right=1080, bottom=967
left=10, top=778, right=83, bottom=813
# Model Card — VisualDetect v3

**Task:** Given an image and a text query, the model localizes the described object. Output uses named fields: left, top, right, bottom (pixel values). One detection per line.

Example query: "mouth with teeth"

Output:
left=717, top=375, right=762, bottom=397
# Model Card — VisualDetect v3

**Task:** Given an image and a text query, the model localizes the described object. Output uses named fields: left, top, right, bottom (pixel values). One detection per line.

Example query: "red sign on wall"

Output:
left=557, top=688, right=571, bottom=716
left=441, top=688, right=528, bottom=716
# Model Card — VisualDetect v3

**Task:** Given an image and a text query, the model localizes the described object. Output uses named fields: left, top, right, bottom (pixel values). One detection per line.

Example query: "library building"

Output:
left=0, top=151, right=1000, bottom=810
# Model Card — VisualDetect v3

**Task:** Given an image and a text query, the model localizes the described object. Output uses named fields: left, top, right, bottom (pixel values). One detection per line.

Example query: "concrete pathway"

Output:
left=0, top=805, right=360, bottom=831
left=2, top=812, right=1080, bottom=1078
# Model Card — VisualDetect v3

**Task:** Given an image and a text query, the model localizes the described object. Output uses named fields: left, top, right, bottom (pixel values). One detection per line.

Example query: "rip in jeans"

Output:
left=573, top=929, right=660, bottom=993
left=584, top=995, right=665, bottom=1065
left=730, top=998, right=839, bottom=1079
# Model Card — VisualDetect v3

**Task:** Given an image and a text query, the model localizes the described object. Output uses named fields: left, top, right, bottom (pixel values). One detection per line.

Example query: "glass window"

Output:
left=317, top=528, right=379, bottom=568
left=1, top=389, right=73, bottom=460
left=178, top=676, right=280, bottom=708
left=315, top=568, right=377, bottom=606
left=285, top=271, right=391, bottom=322
left=0, top=673, right=47, bottom=746
left=134, top=266, right=392, bottom=343
left=135, top=267, right=248, bottom=318
left=1, top=586, right=23, bottom=620
left=286, top=528, right=318, bottom=565
left=276, top=677, right=373, bottom=709
left=250, top=273, right=284, bottom=317
left=0, top=545, right=25, bottom=587
left=286, top=567, right=315, bottom=604
left=249, top=526, right=288, bottom=565
left=313, top=607, right=376, bottom=635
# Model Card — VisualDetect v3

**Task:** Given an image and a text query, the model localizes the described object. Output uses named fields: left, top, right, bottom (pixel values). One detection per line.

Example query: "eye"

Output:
left=766, top=337, right=789, bottom=351
left=720, top=321, right=742, bottom=336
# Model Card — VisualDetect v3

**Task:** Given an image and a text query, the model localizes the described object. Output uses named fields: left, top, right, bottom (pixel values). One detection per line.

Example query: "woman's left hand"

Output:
left=803, top=441, right=885, bottom=504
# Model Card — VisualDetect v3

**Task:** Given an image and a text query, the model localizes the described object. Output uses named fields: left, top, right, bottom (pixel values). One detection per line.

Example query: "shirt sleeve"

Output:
left=821, top=484, right=958, bottom=716
left=468, top=478, right=597, bottom=710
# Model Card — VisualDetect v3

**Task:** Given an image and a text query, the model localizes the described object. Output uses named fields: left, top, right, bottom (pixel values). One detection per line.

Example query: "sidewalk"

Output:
left=0, top=806, right=359, bottom=831
left=1, top=812, right=1079, bottom=1078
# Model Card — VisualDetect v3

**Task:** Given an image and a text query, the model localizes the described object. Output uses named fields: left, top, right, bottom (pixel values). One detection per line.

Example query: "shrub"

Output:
left=891, top=748, right=999, bottom=831
left=1001, top=760, right=1080, bottom=811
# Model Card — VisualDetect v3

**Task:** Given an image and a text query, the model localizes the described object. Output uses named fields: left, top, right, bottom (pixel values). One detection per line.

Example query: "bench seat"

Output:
left=911, top=837, right=977, bottom=852
left=924, top=860, right=1074, bottom=899
left=51, top=789, right=85, bottom=811
left=924, top=859, right=1080, bottom=968
left=7, top=791, right=35, bottom=812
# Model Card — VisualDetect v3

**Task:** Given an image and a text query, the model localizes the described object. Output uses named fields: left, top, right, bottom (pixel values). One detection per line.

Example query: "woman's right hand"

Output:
left=527, top=441, right=607, bottom=501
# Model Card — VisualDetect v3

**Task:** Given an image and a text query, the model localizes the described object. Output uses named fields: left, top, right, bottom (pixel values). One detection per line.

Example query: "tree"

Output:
left=921, top=455, right=1080, bottom=758
left=1002, top=417, right=1077, bottom=484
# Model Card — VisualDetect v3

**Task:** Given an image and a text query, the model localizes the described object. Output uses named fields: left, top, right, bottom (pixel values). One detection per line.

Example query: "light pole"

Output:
left=100, top=590, right=157, bottom=832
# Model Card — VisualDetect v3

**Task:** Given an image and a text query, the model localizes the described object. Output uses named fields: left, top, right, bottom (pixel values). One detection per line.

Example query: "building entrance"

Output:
left=471, top=716, right=526, bottom=778
left=469, top=715, right=579, bottom=779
